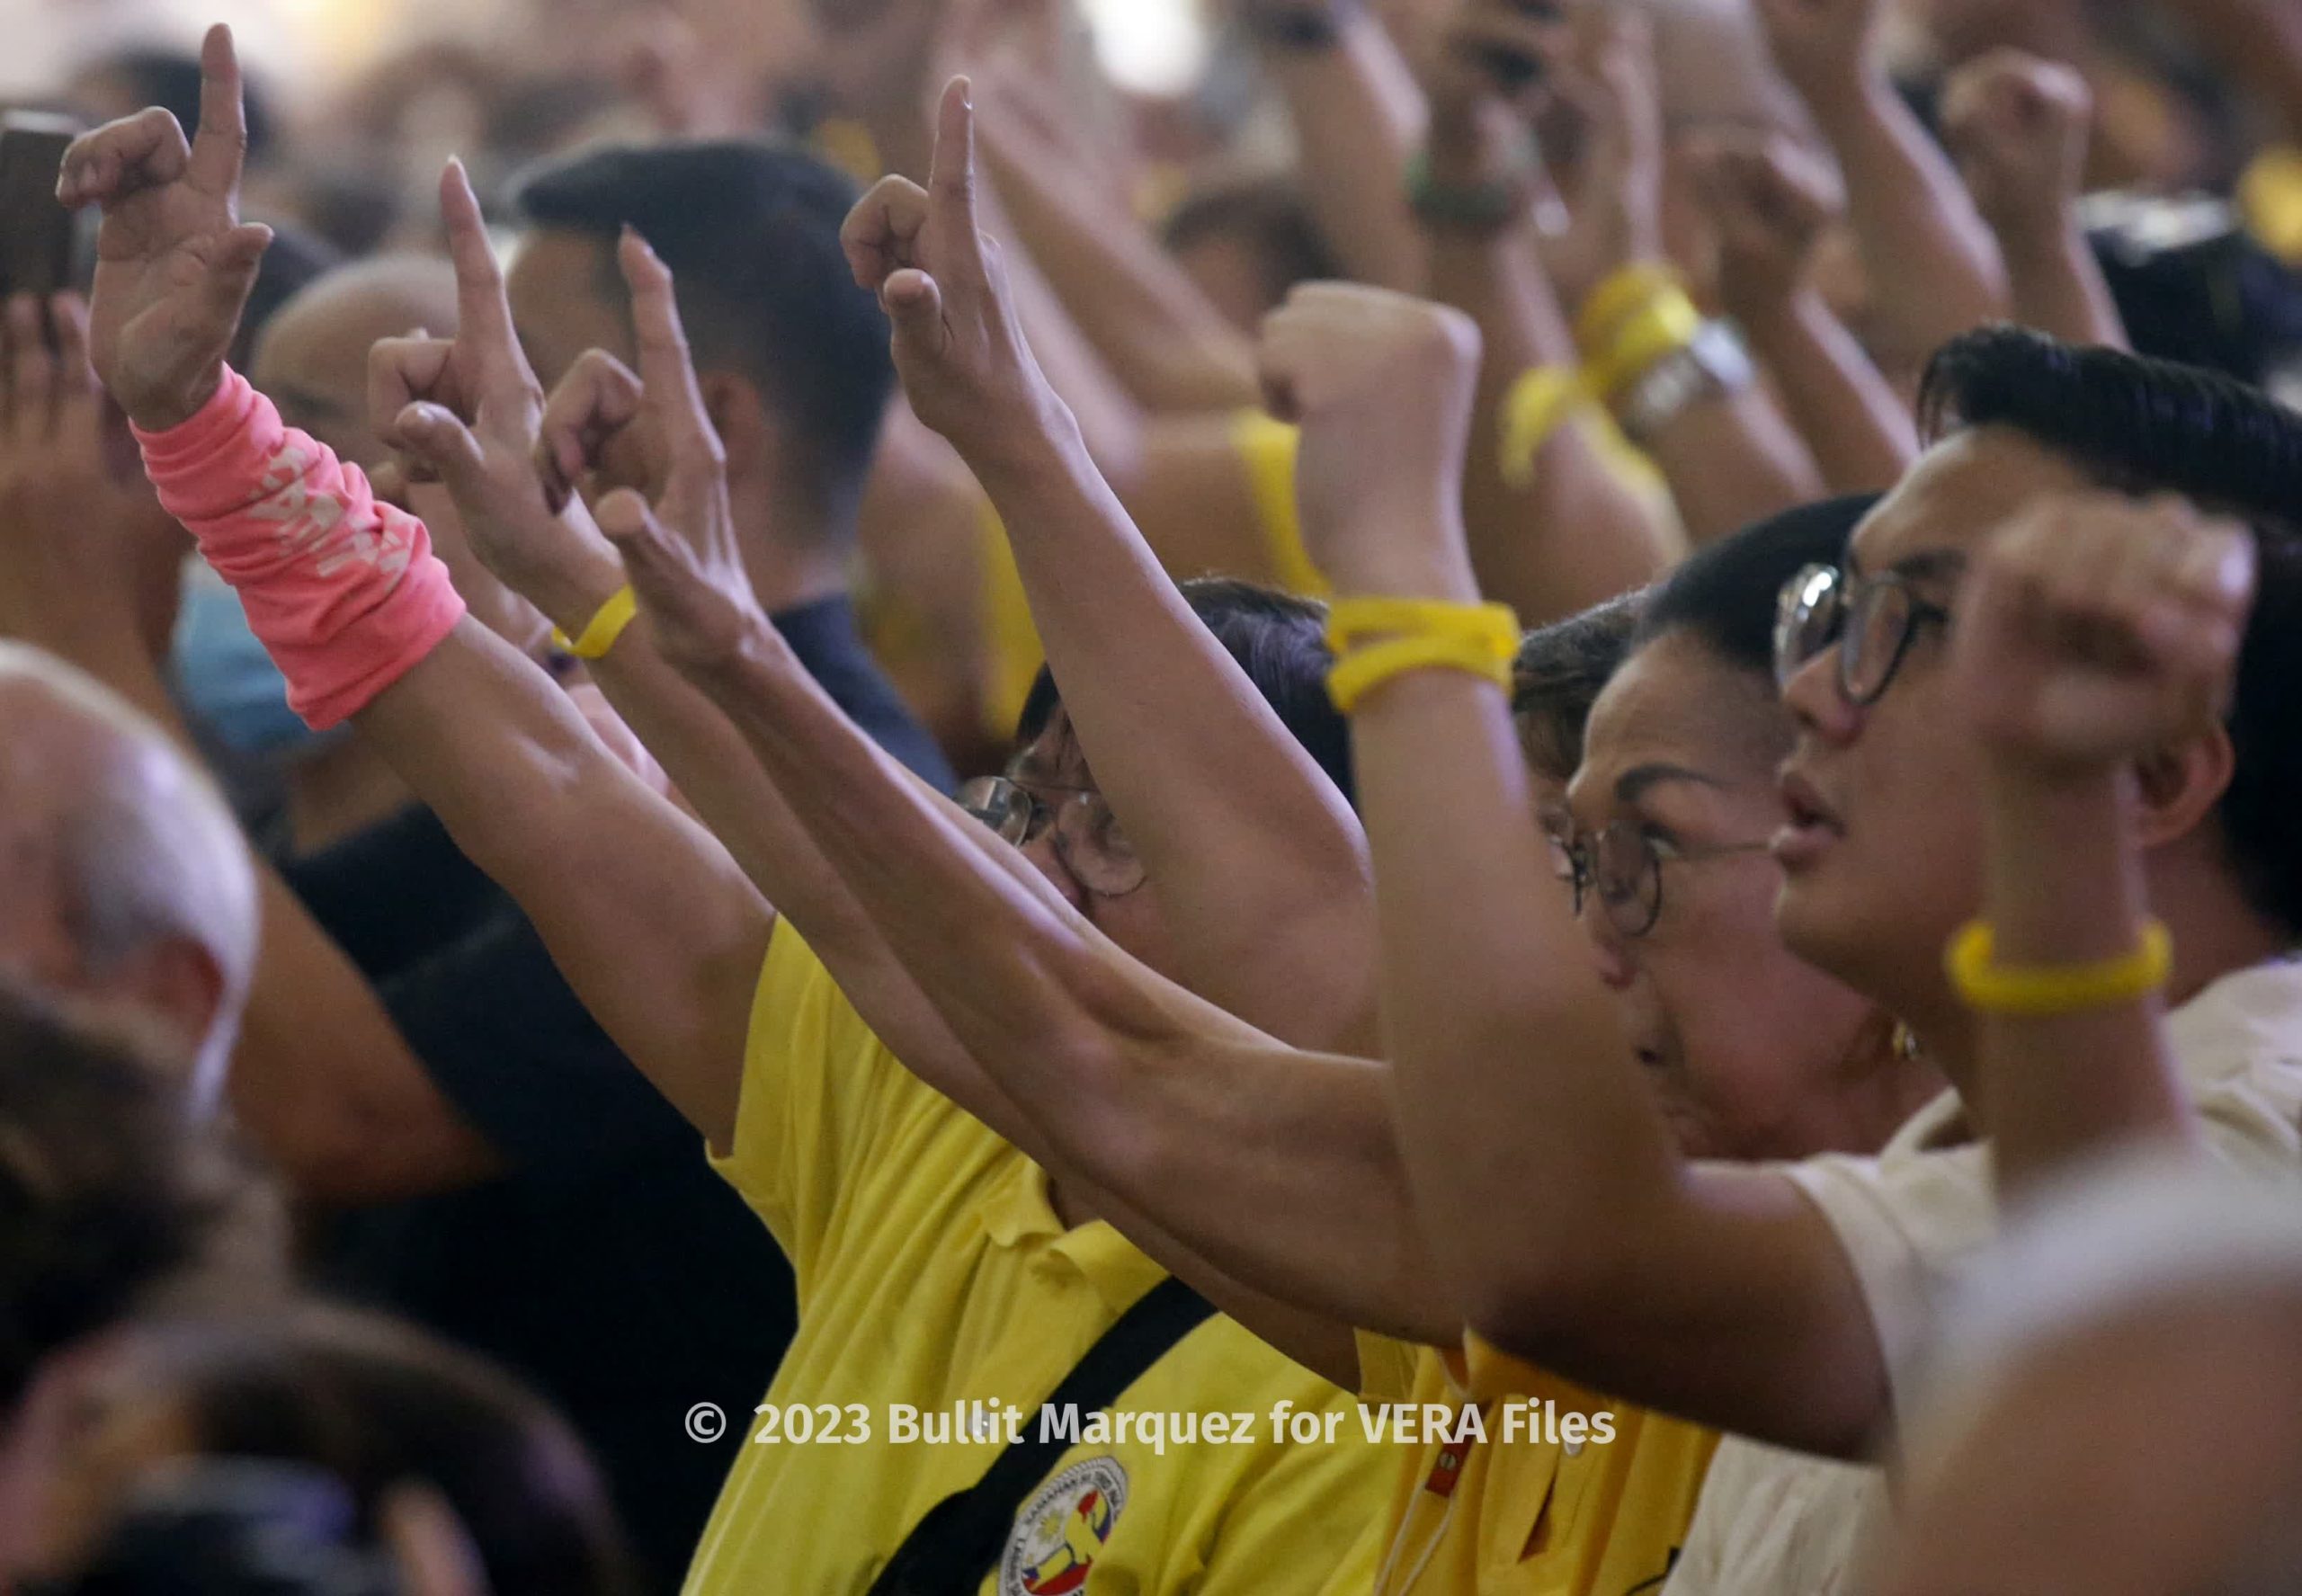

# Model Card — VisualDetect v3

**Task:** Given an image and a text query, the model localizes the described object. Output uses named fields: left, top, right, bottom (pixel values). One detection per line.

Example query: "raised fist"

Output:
left=1257, top=283, right=1482, bottom=593
left=1940, top=49, right=2093, bottom=236
left=1952, top=492, right=2256, bottom=777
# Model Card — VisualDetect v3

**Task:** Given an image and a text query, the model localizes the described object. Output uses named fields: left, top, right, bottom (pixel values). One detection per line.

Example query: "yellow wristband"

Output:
left=1575, top=263, right=1686, bottom=354
left=1325, top=596, right=1521, bottom=657
left=1328, top=633, right=1515, bottom=714
left=1584, top=291, right=1704, bottom=402
left=1946, top=920, right=2174, bottom=1018
left=1499, top=366, right=1593, bottom=489
left=551, top=584, right=640, bottom=661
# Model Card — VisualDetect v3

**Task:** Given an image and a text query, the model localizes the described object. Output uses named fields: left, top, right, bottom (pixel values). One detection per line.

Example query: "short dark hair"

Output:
left=513, top=141, right=894, bottom=504
left=121, top=1304, right=636, bottom=1595
left=1017, top=578, right=1356, bottom=806
left=1634, top=495, right=1878, bottom=677
left=1512, top=593, right=1644, bottom=780
left=0, top=983, right=272, bottom=1416
left=1921, top=326, right=2302, bottom=940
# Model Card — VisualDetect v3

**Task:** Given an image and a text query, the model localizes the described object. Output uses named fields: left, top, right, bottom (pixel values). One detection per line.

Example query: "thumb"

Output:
left=394, top=402, right=489, bottom=494
left=881, top=269, right=949, bottom=361
left=196, top=221, right=272, bottom=326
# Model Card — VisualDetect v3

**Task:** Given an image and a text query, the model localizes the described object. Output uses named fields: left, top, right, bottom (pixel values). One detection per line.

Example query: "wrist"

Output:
left=1316, top=508, right=1482, bottom=603
left=129, top=366, right=227, bottom=435
left=954, top=392, right=1086, bottom=491
left=1992, top=207, right=2087, bottom=264
left=522, top=539, right=633, bottom=642
left=1731, top=281, right=1826, bottom=343
left=1800, top=66, right=1897, bottom=138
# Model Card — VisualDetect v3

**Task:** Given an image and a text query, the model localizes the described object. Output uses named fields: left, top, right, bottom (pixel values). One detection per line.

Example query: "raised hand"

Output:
left=1952, top=493, right=2257, bottom=778
left=57, top=24, right=273, bottom=432
left=839, top=77, right=1060, bottom=471
left=1258, top=283, right=1483, bottom=596
left=574, top=236, right=769, bottom=680
left=1685, top=129, right=1844, bottom=320
left=368, top=160, right=617, bottom=629
left=1940, top=49, right=2093, bottom=236
left=1754, top=0, right=1887, bottom=113
left=1536, top=8, right=1665, bottom=316
left=0, top=293, right=188, bottom=652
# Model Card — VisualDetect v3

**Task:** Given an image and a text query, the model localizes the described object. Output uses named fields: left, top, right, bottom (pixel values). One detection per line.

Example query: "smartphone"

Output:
left=0, top=111, right=85, bottom=302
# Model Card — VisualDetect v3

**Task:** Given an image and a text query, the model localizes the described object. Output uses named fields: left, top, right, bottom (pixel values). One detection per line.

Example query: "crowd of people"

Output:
left=3, top=0, right=2301, bottom=1590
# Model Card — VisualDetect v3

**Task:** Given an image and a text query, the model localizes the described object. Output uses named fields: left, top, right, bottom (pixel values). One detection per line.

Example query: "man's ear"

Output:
left=697, top=370, right=772, bottom=481
left=2133, top=725, right=2236, bottom=851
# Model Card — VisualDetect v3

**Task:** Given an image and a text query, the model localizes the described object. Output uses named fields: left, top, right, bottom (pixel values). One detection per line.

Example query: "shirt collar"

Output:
left=2163, top=955, right=2302, bottom=1087
left=977, top=1156, right=1169, bottom=1315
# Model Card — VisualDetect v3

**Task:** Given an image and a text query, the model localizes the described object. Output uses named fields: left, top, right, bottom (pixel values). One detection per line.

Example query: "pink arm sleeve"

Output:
left=136, top=368, right=467, bottom=729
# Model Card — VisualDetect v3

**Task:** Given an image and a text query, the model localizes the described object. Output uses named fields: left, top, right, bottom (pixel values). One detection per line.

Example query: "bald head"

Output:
left=251, top=255, right=460, bottom=471
left=0, top=646, right=257, bottom=1115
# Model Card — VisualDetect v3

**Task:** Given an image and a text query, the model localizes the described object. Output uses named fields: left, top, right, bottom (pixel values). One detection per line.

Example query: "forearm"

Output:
left=352, top=625, right=771, bottom=1141
left=688, top=628, right=1444, bottom=1339
left=1325, top=536, right=1682, bottom=1319
left=1632, top=384, right=1825, bottom=544
left=1995, top=221, right=2128, bottom=351
left=1976, top=764, right=2192, bottom=1199
left=1426, top=149, right=1678, bottom=620
left=1261, top=9, right=1432, bottom=291
left=1812, top=79, right=2010, bottom=368
left=1738, top=288, right=1919, bottom=494
left=970, top=415, right=1379, bottom=1051
left=979, top=111, right=1260, bottom=415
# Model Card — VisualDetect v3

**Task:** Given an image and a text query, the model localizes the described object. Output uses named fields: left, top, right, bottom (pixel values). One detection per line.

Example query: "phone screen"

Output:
left=0, top=113, right=85, bottom=301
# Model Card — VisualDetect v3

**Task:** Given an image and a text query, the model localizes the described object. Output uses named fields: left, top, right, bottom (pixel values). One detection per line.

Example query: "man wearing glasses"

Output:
left=1355, top=324, right=2302, bottom=1593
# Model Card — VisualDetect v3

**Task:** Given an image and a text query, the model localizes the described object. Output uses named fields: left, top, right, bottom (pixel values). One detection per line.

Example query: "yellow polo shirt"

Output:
left=685, top=923, right=1387, bottom=1594
left=1355, top=1333, right=1716, bottom=1595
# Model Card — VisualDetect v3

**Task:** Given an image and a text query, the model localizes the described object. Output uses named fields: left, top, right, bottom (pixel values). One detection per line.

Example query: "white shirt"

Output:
left=1662, top=958, right=2302, bottom=1595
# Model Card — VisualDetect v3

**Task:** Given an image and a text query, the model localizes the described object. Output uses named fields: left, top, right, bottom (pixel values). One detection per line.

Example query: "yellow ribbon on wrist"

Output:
left=1325, top=596, right=1521, bottom=655
left=1324, top=597, right=1521, bottom=714
left=1327, top=633, right=1515, bottom=713
left=1946, top=920, right=2174, bottom=1018
left=1584, top=291, right=1704, bottom=402
left=1575, top=263, right=1686, bottom=353
left=1499, top=366, right=1594, bottom=489
left=551, top=584, right=640, bottom=661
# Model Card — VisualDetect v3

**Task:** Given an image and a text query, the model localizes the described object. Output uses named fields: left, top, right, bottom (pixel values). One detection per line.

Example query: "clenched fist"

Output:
left=1940, top=49, right=2093, bottom=240
left=1258, top=283, right=1483, bottom=597
left=1951, top=492, right=2256, bottom=778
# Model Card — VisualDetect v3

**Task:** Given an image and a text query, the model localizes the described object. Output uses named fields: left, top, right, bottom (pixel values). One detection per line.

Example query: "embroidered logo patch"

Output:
left=1002, top=1456, right=1129, bottom=1596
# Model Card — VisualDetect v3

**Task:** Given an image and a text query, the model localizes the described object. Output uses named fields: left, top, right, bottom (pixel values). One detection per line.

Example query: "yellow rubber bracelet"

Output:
left=1325, top=597, right=1521, bottom=657
left=551, top=584, right=640, bottom=661
left=1946, top=919, right=2174, bottom=1018
left=1499, top=366, right=1594, bottom=489
left=1328, top=633, right=1515, bottom=714
left=1575, top=263, right=1687, bottom=354
left=1584, top=291, right=1705, bottom=402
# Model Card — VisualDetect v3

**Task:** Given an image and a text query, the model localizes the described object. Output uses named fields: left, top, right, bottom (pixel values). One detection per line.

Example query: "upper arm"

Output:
left=351, top=619, right=773, bottom=1146
left=1467, top=1163, right=1895, bottom=1458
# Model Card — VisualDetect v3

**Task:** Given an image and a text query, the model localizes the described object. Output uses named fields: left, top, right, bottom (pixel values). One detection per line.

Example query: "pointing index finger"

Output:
left=925, top=77, right=986, bottom=283
left=439, top=158, right=525, bottom=373
left=186, top=24, right=251, bottom=199
left=617, top=229, right=718, bottom=467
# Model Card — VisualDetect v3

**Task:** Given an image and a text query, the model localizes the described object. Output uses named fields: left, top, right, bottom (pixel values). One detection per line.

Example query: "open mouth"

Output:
left=1772, top=768, right=1842, bottom=867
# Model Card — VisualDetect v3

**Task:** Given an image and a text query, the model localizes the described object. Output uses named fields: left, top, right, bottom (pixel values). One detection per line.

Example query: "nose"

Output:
left=1780, top=647, right=1862, bottom=745
left=1582, top=909, right=1638, bottom=991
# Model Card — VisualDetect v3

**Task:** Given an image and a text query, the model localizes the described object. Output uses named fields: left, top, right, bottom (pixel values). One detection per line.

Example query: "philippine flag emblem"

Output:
left=1003, top=1457, right=1129, bottom=1596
